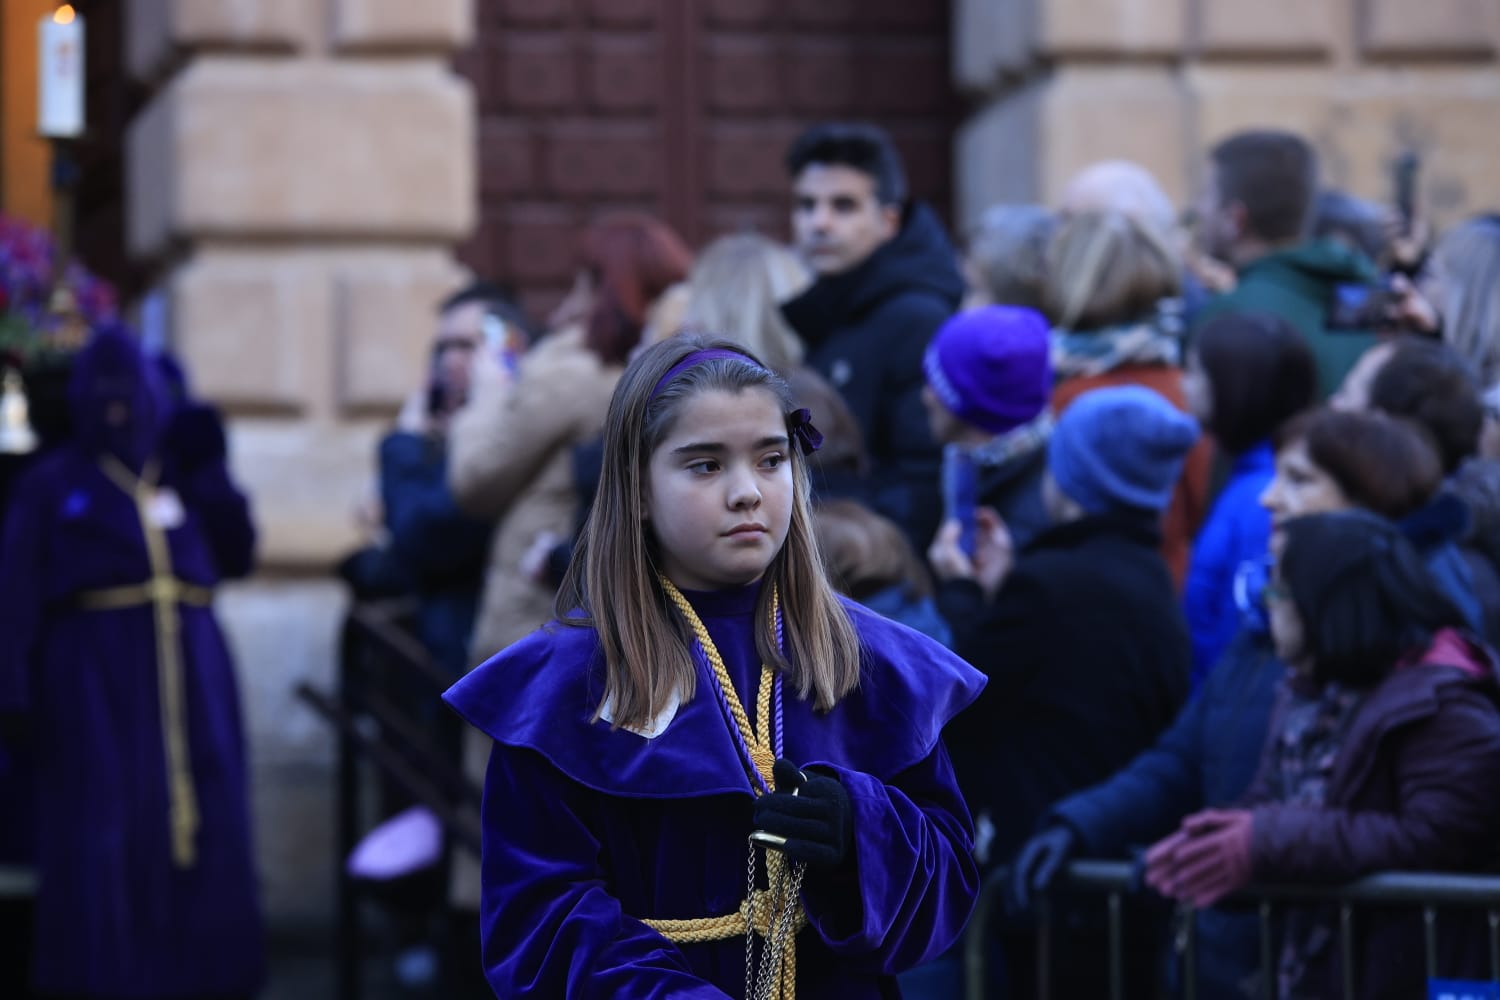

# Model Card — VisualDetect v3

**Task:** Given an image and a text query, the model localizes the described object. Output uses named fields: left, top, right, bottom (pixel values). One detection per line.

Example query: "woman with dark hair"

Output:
left=1183, top=312, right=1317, bottom=686
left=1334, top=336, right=1500, bottom=639
left=1145, top=510, right=1500, bottom=999
left=1268, top=404, right=1487, bottom=632
left=1010, top=408, right=1451, bottom=998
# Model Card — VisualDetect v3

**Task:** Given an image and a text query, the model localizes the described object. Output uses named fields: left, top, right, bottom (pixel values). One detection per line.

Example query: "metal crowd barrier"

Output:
left=295, top=598, right=483, bottom=1000
left=966, top=860, right=1500, bottom=1000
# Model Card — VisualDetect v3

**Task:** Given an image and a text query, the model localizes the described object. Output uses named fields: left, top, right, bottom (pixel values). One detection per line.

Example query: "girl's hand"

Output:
left=751, top=759, right=853, bottom=869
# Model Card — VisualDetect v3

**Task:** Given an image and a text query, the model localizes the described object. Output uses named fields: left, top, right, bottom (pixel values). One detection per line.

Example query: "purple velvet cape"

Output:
left=0, top=444, right=264, bottom=998
left=443, top=583, right=986, bottom=998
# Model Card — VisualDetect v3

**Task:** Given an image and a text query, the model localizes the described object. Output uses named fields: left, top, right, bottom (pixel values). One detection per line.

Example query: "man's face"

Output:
left=791, top=164, right=899, bottom=277
left=1193, top=161, right=1238, bottom=263
left=922, top=384, right=961, bottom=445
left=433, top=300, right=484, bottom=409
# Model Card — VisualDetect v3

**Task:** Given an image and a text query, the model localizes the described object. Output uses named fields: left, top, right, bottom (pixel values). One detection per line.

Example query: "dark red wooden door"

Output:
left=456, top=0, right=959, bottom=321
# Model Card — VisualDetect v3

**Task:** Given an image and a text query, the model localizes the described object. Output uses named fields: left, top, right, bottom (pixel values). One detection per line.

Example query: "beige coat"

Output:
left=448, top=325, right=621, bottom=665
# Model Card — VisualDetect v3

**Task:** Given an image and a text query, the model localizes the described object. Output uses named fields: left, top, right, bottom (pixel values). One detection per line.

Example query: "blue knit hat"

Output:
left=1049, top=386, right=1199, bottom=515
left=923, top=306, right=1052, bottom=435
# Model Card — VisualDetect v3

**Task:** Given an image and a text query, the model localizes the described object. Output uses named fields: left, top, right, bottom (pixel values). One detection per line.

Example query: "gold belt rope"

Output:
left=96, top=456, right=202, bottom=869
left=643, top=578, right=808, bottom=1000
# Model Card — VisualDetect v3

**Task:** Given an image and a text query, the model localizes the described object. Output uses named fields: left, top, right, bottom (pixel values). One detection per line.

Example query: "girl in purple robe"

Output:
left=444, top=336, right=986, bottom=999
left=0, top=327, right=264, bottom=999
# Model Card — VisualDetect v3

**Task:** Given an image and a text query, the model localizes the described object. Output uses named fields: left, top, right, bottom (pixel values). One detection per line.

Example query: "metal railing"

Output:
left=295, top=597, right=483, bottom=1000
left=966, top=860, right=1500, bottom=1000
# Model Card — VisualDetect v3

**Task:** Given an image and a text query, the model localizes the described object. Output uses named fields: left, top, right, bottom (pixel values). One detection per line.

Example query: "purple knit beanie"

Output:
left=923, top=306, right=1052, bottom=435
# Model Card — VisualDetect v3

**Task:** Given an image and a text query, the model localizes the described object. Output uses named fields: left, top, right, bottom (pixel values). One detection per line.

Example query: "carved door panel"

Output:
left=458, top=0, right=958, bottom=321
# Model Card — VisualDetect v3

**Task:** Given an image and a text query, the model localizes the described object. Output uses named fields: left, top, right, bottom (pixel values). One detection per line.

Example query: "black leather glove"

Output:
left=1006, top=824, right=1077, bottom=916
left=751, top=758, right=853, bottom=869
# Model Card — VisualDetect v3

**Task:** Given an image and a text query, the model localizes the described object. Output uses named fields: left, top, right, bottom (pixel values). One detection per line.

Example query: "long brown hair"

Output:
left=555, top=335, right=862, bottom=731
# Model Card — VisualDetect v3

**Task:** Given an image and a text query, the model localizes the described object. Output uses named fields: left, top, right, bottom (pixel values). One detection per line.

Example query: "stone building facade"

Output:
left=3, top=0, right=1499, bottom=934
left=955, top=0, right=1500, bottom=231
left=122, top=0, right=477, bottom=928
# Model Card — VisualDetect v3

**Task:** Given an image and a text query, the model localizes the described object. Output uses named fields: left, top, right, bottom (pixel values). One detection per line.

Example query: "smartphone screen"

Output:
left=942, top=444, right=979, bottom=558
left=483, top=314, right=522, bottom=374
left=1327, top=281, right=1395, bottom=332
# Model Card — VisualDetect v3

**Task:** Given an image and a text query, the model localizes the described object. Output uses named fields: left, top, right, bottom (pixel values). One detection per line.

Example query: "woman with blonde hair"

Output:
left=681, top=232, right=810, bottom=373
left=1045, top=210, right=1212, bottom=586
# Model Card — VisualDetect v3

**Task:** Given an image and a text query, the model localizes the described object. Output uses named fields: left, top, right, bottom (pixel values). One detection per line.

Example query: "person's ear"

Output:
left=879, top=203, right=900, bottom=240
left=1226, top=201, right=1250, bottom=239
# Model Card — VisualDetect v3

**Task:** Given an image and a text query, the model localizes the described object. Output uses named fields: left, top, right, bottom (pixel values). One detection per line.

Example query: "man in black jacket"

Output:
left=781, top=122, right=965, bottom=552
left=930, top=385, right=1197, bottom=998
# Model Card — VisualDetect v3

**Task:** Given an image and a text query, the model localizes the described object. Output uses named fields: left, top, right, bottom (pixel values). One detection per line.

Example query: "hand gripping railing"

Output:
left=967, top=860, right=1500, bottom=1000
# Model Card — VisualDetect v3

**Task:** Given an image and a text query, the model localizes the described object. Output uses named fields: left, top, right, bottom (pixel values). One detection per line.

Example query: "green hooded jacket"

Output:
left=1192, top=240, right=1380, bottom=399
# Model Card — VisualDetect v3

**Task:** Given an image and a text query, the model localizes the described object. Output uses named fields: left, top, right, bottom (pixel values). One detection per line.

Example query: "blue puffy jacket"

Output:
left=1183, top=444, right=1273, bottom=690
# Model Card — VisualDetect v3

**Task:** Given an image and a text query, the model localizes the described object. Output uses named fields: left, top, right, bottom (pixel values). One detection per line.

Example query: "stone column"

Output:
left=954, top=0, right=1500, bottom=229
left=125, top=0, right=475, bottom=930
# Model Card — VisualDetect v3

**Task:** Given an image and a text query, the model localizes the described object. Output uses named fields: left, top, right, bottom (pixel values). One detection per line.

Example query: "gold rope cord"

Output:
left=99, top=455, right=201, bottom=869
left=647, top=578, right=808, bottom=1000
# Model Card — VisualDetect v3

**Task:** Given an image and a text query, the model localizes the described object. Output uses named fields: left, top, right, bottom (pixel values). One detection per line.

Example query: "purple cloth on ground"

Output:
left=444, top=581, right=985, bottom=998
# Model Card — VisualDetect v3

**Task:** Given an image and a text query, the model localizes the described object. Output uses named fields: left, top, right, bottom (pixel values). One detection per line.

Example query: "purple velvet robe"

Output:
left=444, top=583, right=985, bottom=998
left=0, top=329, right=263, bottom=998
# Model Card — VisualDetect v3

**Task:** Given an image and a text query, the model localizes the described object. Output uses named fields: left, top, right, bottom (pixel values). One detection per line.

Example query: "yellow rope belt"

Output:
left=76, top=578, right=213, bottom=611
left=643, top=578, right=808, bottom=1000
left=96, top=456, right=202, bottom=870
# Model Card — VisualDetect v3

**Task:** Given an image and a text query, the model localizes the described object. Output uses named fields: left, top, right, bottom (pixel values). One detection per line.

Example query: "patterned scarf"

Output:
left=970, top=412, right=1054, bottom=469
left=1051, top=298, right=1185, bottom=380
left=1272, top=677, right=1367, bottom=997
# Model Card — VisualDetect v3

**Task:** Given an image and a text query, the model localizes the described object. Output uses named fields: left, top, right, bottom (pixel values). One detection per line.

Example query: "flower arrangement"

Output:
left=0, top=214, right=118, bottom=369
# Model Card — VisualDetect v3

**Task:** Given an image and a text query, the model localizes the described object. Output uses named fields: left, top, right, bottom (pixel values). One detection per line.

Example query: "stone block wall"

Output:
left=954, top=0, right=1500, bottom=232
left=124, top=0, right=475, bottom=930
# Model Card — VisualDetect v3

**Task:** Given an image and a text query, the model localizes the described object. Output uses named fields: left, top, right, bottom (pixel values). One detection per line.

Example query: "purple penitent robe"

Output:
left=0, top=328, right=263, bottom=999
left=444, top=581, right=986, bottom=999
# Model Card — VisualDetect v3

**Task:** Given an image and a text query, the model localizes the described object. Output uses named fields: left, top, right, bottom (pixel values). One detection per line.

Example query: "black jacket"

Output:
left=781, top=202, right=964, bottom=553
left=939, top=512, right=1192, bottom=864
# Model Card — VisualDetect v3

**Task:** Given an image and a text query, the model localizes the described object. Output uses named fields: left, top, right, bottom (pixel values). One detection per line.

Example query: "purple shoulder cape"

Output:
left=442, top=598, right=984, bottom=799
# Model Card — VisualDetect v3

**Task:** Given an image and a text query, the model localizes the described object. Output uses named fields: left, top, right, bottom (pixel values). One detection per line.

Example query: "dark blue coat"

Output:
left=378, top=430, right=492, bottom=678
left=940, top=512, right=1192, bottom=865
left=1048, top=628, right=1285, bottom=998
left=782, top=202, right=965, bottom=553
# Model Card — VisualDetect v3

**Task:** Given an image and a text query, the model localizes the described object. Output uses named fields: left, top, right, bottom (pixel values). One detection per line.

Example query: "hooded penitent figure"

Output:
left=0, top=325, right=264, bottom=998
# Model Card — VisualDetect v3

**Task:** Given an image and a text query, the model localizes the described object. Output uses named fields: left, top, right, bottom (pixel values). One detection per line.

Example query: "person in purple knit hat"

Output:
left=443, top=334, right=985, bottom=999
left=921, top=305, right=1055, bottom=554
left=0, top=326, right=264, bottom=999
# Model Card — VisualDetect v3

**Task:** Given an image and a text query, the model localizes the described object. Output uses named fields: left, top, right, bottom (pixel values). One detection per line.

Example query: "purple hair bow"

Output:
left=788, top=408, right=823, bottom=456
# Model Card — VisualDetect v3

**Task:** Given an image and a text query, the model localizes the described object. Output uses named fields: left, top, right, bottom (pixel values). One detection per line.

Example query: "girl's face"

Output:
left=1265, top=566, right=1308, bottom=668
left=1260, top=439, right=1351, bottom=547
left=645, top=387, right=794, bottom=592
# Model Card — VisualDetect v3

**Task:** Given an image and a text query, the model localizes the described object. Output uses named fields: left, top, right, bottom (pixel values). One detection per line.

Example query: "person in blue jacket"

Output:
left=1181, top=311, right=1317, bottom=688
left=1008, top=407, right=1456, bottom=998
left=443, top=336, right=984, bottom=998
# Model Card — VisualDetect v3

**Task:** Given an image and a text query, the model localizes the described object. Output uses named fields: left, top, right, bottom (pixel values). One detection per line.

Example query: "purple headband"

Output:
left=649, top=348, right=823, bottom=455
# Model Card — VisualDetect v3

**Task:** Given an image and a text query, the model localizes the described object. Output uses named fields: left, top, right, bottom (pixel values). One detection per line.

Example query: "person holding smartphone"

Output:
left=919, top=305, right=1056, bottom=558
